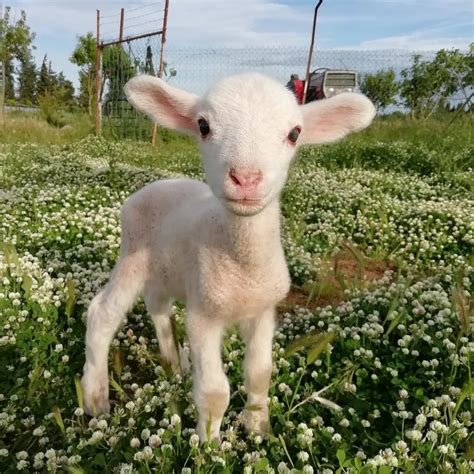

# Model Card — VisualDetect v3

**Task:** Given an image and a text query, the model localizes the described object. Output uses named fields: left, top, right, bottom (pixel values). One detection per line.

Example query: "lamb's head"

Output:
left=125, top=73, right=375, bottom=216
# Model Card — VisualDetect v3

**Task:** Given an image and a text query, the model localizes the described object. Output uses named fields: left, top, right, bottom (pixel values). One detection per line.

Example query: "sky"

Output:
left=4, top=0, right=473, bottom=91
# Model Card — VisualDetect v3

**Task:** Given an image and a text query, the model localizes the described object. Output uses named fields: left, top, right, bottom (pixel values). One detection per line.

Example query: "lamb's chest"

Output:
left=197, top=258, right=290, bottom=319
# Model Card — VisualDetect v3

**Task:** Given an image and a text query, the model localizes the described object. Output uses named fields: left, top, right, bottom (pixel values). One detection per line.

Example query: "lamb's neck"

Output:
left=224, top=200, right=283, bottom=268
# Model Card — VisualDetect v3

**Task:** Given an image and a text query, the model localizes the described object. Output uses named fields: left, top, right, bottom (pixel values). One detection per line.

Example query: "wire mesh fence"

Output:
left=163, top=47, right=439, bottom=97
left=103, top=46, right=465, bottom=141
left=100, top=35, right=164, bottom=141
left=97, top=1, right=167, bottom=141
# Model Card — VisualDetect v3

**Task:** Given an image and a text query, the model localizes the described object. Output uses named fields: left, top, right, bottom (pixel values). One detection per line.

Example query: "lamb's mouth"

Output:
left=227, top=198, right=262, bottom=206
left=224, top=197, right=266, bottom=216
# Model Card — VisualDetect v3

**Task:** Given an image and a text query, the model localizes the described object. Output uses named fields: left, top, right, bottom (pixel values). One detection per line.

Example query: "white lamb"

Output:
left=81, top=73, right=375, bottom=441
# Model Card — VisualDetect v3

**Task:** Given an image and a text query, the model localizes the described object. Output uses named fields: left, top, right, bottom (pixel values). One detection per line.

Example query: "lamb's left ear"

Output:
left=299, top=93, right=376, bottom=145
left=124, top=75, right=199, bottom=134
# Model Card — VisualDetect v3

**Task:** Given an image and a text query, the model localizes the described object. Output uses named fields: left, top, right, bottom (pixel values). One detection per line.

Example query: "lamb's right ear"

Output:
left=124, top=76, right=199, bottom=133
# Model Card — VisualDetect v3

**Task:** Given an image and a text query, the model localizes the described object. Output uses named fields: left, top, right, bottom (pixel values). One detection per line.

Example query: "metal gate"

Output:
left=95, top=1, right=169, bottom=142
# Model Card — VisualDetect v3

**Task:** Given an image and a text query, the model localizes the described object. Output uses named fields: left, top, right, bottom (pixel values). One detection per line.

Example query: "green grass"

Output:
left=0, top=111, right=93, bottom=145
left=0, top=115, right=472, bottom=472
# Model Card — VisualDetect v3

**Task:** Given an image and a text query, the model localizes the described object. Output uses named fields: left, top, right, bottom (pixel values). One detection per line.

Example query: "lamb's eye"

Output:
left=198, top=118, right=210, bottom=137
left=288, top=126, right=301, bottom=144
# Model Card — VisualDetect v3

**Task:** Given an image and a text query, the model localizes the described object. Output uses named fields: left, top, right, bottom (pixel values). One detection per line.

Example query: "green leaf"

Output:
left=285, top=330, right=335, bottom=359
left=307, top=332, right=336, bottom=364
left=454, top=380, right=474, bottom=416
left=254, top=458, right=269, bottom=472
left=94, top=453, right=106, bottom=466
left=27, top=365, right=43, bottom=400
left=52, top=406, right=65, bottom=433
left=74, top=376, right=84, bottom=410
left=378, top=466, right=392, bottom=474
left=337, top=448, right=346, bottom=466
left=385, top=310, right=407, bottom=337
left=109, top=373, right=127, bottom=401
left=112, top=349, right=123, bottom=378
left=22, top=273, right=33, bottom=297
left=68, top=467, right=85, bottom=474
left=65, top=277, right=75, bottom=317
left=1, top=242, right=20, bottom=266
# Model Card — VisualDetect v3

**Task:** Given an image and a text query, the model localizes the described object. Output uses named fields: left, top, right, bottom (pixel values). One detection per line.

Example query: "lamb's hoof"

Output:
left=81, top=373, right=110, bottom=416
left=242, top=407, right=271, bottom=435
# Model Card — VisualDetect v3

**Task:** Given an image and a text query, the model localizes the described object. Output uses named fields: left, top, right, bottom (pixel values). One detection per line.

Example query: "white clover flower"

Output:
left=170, top=414, right=181, bottom=427
left=33, top=426, right=45, bottom=437
left=189, top=434, right=200, bottom=448
left=89, top=431, right=104, bottom=444
left=297, top=451, right=309, bottom=462
left=331, top=433, right=342, bottom=443
left=97, top=419, right=108, bottom=430
left=74, top=408, right=84, bottom=417
left=130, top=437, right=140, bottom=448
left=16, top=460, right=29, bottom=470
left=220, top=441, right=232, bottom=452
left=406, top=429, right=422, bottom=441
left=142, top=446, right=153, bottom=461
left=148, top=434, right=162, bottom=447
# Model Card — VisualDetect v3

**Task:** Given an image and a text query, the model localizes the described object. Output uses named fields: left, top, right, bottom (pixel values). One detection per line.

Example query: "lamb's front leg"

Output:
left=240, top=309, right=275, bottom=434
left=187, top=312, right=229, bottom=442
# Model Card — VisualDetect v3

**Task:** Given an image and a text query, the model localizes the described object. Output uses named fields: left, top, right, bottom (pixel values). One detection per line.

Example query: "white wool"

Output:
left=82, top=73, right=375, bottom=441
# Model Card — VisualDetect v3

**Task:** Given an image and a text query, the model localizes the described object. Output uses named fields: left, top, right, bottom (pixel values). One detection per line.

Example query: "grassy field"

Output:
left=0, top=113, right=473, bottom=473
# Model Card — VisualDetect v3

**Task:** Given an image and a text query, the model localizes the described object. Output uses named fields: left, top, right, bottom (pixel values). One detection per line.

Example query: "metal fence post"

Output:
left=152, top=0, right=170, bottom=145
left=95, top=9, right=102, bottom=136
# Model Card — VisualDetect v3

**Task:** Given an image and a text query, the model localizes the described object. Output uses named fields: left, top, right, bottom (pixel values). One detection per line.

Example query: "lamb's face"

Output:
left=197, top=75, right=302, bottom=216
left=125, top=73, right=376, bottom=217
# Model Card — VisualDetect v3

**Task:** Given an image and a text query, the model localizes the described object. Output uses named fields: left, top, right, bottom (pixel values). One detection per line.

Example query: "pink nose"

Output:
left=228, top=168, right=263, bottom=188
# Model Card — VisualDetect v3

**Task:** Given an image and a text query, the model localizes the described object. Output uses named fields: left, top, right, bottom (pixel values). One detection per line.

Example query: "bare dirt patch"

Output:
left=278, top=245, right=394, bottom=316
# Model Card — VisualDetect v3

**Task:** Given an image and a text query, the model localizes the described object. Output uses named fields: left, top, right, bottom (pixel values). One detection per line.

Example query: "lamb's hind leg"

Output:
left=82, top=256, right=144, bottom=416
left=144, top=289, right=189, bottom=374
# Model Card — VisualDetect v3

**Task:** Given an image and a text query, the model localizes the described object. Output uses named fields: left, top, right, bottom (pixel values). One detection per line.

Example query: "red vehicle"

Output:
left=287, top=69, right=358, bottom=104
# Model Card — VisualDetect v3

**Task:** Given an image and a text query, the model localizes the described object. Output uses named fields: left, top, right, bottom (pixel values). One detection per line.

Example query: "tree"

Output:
left=359, top=70, right=399, bottom=113
left=70, top=32, right=96, bottom=115
left=3, top=59, right=14, bottom=100
left=400, top=47, right=473, bottom=119
left=37, top=54, right=53, bottom=97
left=17, top=53, right=37, bottom=104
left=102, top=45, right=135, bottom=104
left=0, top=6, right=36, bottom=102
left=55, top=71, right=75, bottom=105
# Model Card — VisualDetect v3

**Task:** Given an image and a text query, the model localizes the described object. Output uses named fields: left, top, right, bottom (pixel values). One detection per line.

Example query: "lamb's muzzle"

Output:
left=82, top=72, right=376, bottom=442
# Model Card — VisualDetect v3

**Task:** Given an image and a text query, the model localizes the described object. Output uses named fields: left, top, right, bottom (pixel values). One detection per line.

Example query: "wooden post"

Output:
left=0, top=3, right=4, bottom=124
left=152, top=0, right=170, bottom=145
left=119, top=8, right=124, bottom=42
left=302, top=0, right=323, bottom=105
left=95, top=9, right=102, bottom=136
left=0, top=60, right=4, bottom=124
